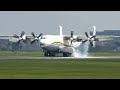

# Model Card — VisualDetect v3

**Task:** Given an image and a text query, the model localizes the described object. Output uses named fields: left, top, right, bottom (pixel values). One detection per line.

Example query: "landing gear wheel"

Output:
left=44, top=51, right=55, bottom=57
left=44, top=51, right=49, bottom=56
left=49, top=52, right=55, bottom=57
left=63, top=53, right=71, bottom=57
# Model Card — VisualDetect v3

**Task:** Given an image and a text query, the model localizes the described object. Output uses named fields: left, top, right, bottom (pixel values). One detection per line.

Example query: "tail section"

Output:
left=93, top=26, right=96, bottom=36
left=59, top=26, right=63, bottom=37
left=92, top=26, right=96, bottom=47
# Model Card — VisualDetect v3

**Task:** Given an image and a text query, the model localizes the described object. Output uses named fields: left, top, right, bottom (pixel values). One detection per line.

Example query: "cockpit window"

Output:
left=42, top=37, right=47, bottom=39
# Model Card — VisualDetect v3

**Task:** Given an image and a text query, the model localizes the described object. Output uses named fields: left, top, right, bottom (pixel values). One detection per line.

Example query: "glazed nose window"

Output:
left=41, top=37, right=45, bottom=39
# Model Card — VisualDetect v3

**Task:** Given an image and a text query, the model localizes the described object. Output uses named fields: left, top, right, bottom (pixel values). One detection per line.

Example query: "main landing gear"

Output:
left=63, top=53, right=71, bottom=57
left=44, top=51, right=71, bottom=57
left=44, top=51, right=55, bottom=56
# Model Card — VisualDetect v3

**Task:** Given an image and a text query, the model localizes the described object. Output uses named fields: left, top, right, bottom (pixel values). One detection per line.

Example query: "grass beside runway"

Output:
left=0, top=51, right=44, bottom=57
left=0, top=58, right=120, bottom=79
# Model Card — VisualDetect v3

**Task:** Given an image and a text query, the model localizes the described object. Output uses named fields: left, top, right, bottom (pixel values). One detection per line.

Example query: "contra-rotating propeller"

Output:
left=82, top=26, right=97, bottom=47
left=13, top=31, right=28, bottom=44
left=70, top=31, right=82, bottom=45
left=31, top=32, right=43, bottom=44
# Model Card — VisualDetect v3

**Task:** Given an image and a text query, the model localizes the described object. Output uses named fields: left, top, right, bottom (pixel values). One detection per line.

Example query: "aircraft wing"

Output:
left=95, top=36, right=120, bottom=41
left=0, top=35, right=34, bottom=42
left=63, top=35, right=116, bottom=41
left=95, top=36, right=113, bottom=41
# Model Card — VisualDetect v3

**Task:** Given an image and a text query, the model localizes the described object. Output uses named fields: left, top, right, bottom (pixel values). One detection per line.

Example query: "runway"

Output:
left=0, top=56, right=120, bottom=60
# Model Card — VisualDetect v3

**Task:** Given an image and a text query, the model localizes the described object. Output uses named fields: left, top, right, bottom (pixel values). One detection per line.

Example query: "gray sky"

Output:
left=0, top=11, right=120, bottom=35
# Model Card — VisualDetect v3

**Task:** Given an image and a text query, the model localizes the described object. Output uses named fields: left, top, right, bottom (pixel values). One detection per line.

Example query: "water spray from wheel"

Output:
left=72, top=26, right=98, bottom=58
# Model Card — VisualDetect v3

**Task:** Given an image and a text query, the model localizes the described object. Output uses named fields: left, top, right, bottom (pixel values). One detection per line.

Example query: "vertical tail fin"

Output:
left=93, top=26, right=96, bottom=36
left=93, top=26, right=96, bottom=47
left=59, top=26, right=62, bottom=37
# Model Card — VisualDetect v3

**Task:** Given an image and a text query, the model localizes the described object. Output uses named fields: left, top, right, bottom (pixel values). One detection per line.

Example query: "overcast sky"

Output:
left=0, top=11, right=120, bottom=35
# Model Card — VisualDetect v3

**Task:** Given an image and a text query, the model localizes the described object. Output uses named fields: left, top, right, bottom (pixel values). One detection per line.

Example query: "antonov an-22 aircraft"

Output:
left=1, top=26, right=112, bottom=57
left=34, top=26, right=98, bottom=57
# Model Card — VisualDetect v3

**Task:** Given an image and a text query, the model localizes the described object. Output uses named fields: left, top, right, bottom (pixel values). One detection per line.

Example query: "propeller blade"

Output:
left=90, top=35, right=96, bottom=39
left=13, top=34, right=19, bottom=38
left=85, top=32, right=89, bottom=38
left=17, top=40, right=21, bottom=44
left=82, top=39, right=88, bottom=43
left=37, top=33, right=43, bottom=38
left=89, top=40, right=93, bottom=46
left=20, top=31, right=25, bottom=37
left=31, top=40, right=36, bottom=44
left=71, top=31, right=74, bottom=38
left=31, top=32, right=36, bottom=38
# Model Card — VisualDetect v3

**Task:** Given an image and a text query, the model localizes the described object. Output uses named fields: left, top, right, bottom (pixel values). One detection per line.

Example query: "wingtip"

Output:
left=59, top=26, right=62, bottom=29
left=93, top=26, right=96, bottom=30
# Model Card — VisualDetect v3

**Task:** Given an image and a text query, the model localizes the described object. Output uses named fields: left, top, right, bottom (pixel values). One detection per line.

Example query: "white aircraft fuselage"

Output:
left=40, top=35, right=81, bottom=54
left=38, top=24, right=84, bottom=57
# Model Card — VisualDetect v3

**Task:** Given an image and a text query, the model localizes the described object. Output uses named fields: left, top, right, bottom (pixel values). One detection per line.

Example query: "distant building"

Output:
left=89, top=30, right=120, bottom=52
left=90, top=30, right=120, bottom=36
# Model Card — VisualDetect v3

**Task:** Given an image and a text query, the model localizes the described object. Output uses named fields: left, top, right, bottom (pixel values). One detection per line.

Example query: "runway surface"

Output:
left=0, top=56, right=120, bottom=60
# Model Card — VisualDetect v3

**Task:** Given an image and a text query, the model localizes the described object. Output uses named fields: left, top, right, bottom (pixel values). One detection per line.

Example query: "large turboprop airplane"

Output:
left=0, top=26, right=113, bottom=57
left=30, top=26, right=112, bottom=57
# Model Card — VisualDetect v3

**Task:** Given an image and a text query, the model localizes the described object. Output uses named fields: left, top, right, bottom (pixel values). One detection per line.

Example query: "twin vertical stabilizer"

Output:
left=59, top=26, right=63, bottom=37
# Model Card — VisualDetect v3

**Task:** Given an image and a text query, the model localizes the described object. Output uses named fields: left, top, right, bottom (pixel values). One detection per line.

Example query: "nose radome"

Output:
left=40, top=39, right=45, bottom=44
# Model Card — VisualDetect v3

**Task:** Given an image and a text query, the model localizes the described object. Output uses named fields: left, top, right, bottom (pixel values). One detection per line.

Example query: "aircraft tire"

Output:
left=44, top=51, right=49, bottom=56
left=44, top=51, right=55, bottom=57
left=63, top=53, right=70, bottom=57
left=49, top=52, right=55, bottom=57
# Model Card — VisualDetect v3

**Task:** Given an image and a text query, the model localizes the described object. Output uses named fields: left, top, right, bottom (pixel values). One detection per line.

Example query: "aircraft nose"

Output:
left=40, top=42, right=45, bottom=47
left=40, top=39, right=45, bottom=45
left=40, top=39, right=44, bottom=43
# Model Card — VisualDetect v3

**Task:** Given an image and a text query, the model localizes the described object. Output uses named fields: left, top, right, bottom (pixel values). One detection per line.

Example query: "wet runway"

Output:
left=0, top=56, right=120, bottom=60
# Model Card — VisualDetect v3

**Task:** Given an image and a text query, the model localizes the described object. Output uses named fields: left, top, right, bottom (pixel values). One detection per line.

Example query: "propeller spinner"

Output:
left=31, top=32, right=43, bottom=44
